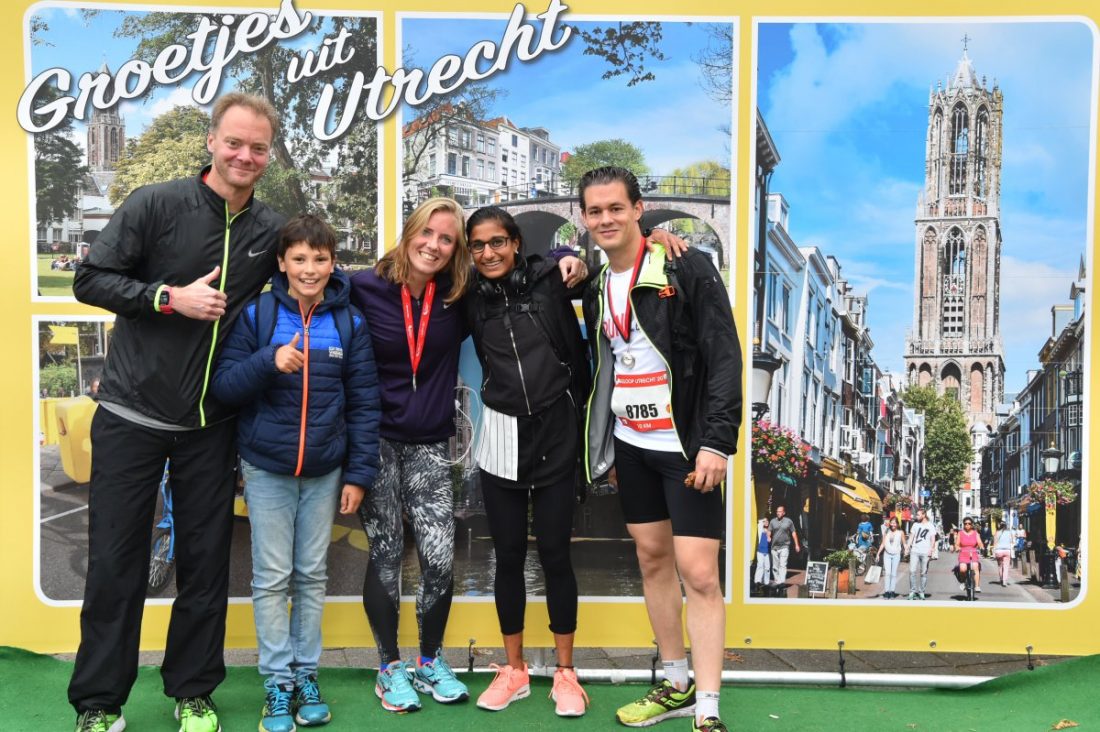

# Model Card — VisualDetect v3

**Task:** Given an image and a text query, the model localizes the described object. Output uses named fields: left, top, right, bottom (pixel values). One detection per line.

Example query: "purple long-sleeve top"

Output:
left=349, top=268, right=468, bottom=443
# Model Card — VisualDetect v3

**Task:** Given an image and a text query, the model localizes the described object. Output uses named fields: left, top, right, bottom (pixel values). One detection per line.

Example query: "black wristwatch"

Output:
left=156, top=286, right=174, bottom=315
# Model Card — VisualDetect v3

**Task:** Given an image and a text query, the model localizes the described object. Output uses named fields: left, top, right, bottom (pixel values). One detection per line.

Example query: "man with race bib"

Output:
left=581, top=167, right=742, bottom=732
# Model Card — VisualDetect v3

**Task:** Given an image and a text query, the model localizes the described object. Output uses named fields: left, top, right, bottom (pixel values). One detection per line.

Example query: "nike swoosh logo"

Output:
left=248, top=248, right=268, bottom=258
left=443, top=301, right=452, bottom=309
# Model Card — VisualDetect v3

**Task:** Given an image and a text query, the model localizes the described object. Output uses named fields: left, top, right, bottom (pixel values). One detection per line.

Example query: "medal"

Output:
left=605, top=239, right=648, bottom=368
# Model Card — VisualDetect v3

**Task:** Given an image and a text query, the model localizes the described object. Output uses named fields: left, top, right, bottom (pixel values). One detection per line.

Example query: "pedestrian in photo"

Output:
left=347, top=198, right=588, bottom=713
left=211, top=214, right=381, bottom=732
left=769, top=505, right=800, bottom=587
left=876, top=516, right=906, bottom=599
left=461, top=206, right=592, bottom=717
left=855, top=513, right=875, bottom=552
left=69, top=92, right=284, bottom=732
left=753, top=518, right=771, bottom=591
left=955, top=517, right=984, bottom=595
left=904, top=508, right=938, bottom=599
left=992, top=523, right=1015, bottom=586
left=581, top=166, right=743, bottom=732
left=980, top=523, right=993, bottom=558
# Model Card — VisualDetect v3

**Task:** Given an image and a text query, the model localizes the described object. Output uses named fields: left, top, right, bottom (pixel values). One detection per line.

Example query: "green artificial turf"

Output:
left=0, top=646, right=1091, bottom=731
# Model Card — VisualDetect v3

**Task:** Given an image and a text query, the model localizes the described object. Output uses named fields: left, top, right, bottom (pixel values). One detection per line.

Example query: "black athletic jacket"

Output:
left=73, top=166, right=285, bottom=428
left=582, top=244, right=743, bottom=482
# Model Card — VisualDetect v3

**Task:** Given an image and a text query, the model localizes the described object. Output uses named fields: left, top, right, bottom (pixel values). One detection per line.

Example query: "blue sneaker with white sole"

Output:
left=412, top=652, right=469, bottom=703
left=375, top=661, right=421, bottom=713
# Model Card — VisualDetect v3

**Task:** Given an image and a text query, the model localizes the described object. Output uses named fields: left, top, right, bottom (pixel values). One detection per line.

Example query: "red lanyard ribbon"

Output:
left=401, top=280, right=436, bottom=392
left=605, top=239, right=648, bottom=342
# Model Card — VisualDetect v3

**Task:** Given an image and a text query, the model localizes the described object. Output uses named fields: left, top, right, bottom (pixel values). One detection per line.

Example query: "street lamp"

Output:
left=752, top=350, right=781, bottom=421
left=1041, top=441, right=1063, bottom=477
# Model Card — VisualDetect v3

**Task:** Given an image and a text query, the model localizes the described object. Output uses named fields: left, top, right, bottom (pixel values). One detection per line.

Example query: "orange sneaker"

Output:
left=550, top=666, right=589, bottom=717
left=475, top=663, right=530, bottom=711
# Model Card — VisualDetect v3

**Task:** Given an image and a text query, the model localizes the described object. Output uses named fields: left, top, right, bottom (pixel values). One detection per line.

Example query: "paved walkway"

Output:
left=768, top=552, right=1079, bottom=604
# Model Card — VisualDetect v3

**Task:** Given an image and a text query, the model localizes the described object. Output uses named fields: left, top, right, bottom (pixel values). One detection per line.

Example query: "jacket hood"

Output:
left=271, top=267, right=353, bottom=313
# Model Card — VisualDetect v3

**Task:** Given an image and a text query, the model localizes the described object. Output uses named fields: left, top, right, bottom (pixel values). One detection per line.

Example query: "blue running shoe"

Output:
left=259, top=680, right=295, bottom=732
left=412, top=652, right=469, bottom=703
left=293, top=673, right=331, bottom=727
left=375, top=661, right=421, bottom=713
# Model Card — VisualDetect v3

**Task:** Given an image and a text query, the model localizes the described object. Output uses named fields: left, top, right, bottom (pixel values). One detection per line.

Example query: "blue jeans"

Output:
left=242, top=460, right=342, bottom=684
left=883, top=552, right=901, bottom=593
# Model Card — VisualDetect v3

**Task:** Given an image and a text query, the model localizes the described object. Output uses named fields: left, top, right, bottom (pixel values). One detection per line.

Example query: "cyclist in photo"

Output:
left=954, top=517, right=984, bottom=595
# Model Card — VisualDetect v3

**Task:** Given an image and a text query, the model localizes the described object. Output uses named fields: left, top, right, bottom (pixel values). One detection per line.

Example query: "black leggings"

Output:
left=480, top=470, right=578, bottom=636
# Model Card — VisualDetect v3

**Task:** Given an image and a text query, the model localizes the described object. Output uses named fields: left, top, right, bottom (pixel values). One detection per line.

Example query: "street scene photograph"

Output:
left=749, top=21, right=1092, bottom=605
left=399, top=14, right=735, bottom=597
left=28, top=4, right=381, bottom=299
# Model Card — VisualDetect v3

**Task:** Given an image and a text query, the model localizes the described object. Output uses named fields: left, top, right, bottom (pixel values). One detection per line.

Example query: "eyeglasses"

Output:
left=469, top=236, right=510, bottom=253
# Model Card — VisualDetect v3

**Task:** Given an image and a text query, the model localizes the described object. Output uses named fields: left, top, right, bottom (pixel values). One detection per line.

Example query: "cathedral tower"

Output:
left=905, top=46, right=1005, bottom=430
left=86, top=62, right=125, bottom=172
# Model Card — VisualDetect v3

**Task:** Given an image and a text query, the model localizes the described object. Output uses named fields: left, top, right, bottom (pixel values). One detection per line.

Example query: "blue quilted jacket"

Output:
left=211, top=269, right=381, bottom=488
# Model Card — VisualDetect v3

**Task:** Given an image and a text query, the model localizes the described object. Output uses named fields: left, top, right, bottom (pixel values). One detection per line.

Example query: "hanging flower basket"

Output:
left=752, top=420, right=810, bottom=479
left=981, top=506, right=1004, bottom=523
left=884, top=493, right=914, bottom=510
left=1027, top=480, right=1077, bottom=506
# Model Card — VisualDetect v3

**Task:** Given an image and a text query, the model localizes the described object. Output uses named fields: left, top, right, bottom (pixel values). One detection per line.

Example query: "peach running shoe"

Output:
left=549, top=666, right=589, bottom=717
left=476, top=663, right=530, bottom=711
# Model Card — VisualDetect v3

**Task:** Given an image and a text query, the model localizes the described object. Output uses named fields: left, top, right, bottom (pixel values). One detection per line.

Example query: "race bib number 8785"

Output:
left=611, top=371, right=673, bottom=432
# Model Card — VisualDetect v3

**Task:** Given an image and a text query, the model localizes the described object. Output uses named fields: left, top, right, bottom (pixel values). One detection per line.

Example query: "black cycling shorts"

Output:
left=613, top=437, right=725, bottom=539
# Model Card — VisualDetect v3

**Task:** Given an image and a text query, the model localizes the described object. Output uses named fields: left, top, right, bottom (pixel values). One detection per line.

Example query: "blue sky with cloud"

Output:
left=402, top=17, right=734, bottom=175
left=757, top=21, right=1095, bottom=396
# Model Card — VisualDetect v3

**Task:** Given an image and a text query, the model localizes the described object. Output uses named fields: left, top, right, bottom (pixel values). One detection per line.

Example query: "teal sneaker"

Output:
left=174, top=695, right=221, bottom=732
left=260, top=679, right=295, bottom=732
left=293, top=673, right=331, bottom=726
left=75, top=709, right=125, bottom=732
left=375, top=661, right=421, bottom=713
left=412, top=652, right=469, bottom=703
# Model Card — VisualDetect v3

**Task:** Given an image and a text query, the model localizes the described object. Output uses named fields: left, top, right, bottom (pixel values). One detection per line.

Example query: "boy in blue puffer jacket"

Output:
left=212, top=214, right=380, bottom=732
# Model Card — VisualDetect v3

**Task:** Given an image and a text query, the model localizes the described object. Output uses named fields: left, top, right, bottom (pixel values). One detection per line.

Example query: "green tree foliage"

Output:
left=572, top=22, right=666, bottom=87
left=110, top=106, right=210, bottom=205
left=661, top=160, right=731, bottom=197
left=562, top=139, right=649, bottom=187
left=900, top=385, right=973, bottom=507
left=40, top=363, right=77, bottom=397
left=31, top=84, right=88, bottom=230
left=114, top=13, right=378, bottom=238
left=35, top=134, right=88, bottom=230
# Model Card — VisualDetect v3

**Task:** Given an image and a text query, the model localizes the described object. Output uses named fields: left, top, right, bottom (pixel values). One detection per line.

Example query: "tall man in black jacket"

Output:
left=581, top=167, right=742, bottom=732
left=69, top=92, right=285, bottom=732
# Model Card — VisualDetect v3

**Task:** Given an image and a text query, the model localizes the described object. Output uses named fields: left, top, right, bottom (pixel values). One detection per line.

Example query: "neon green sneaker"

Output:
left=174, top=695, right=221, bottom=732
left=75, top=709, right=125, bottom=732
left=615, top=680, right=696, bottom=727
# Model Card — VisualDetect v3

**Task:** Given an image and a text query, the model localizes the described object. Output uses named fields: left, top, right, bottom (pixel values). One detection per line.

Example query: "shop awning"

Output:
left=830, top=480, right=883, bottom=514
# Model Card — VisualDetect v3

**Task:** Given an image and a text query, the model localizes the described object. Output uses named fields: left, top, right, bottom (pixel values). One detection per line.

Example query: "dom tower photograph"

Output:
left=904, top=43, right=1006, bottom=523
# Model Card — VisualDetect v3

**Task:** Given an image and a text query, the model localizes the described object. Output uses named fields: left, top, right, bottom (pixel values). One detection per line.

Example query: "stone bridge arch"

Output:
left=465, top=194, right=730, bottom=269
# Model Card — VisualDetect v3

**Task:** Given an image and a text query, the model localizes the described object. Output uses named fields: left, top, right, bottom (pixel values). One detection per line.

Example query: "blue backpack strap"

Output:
left=335, top=305, right=359, bottom=374
left=254, top=290, right=279, bottom=347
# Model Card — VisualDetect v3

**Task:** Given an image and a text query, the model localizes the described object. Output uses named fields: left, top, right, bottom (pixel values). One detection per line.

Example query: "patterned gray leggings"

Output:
left=359, top=439, right=455, bottom=664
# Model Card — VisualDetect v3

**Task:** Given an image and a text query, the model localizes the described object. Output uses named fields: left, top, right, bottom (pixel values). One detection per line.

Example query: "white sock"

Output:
left=696, top=690, right=720, bottom=721
left=662, top=658, right=690, bottom=691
